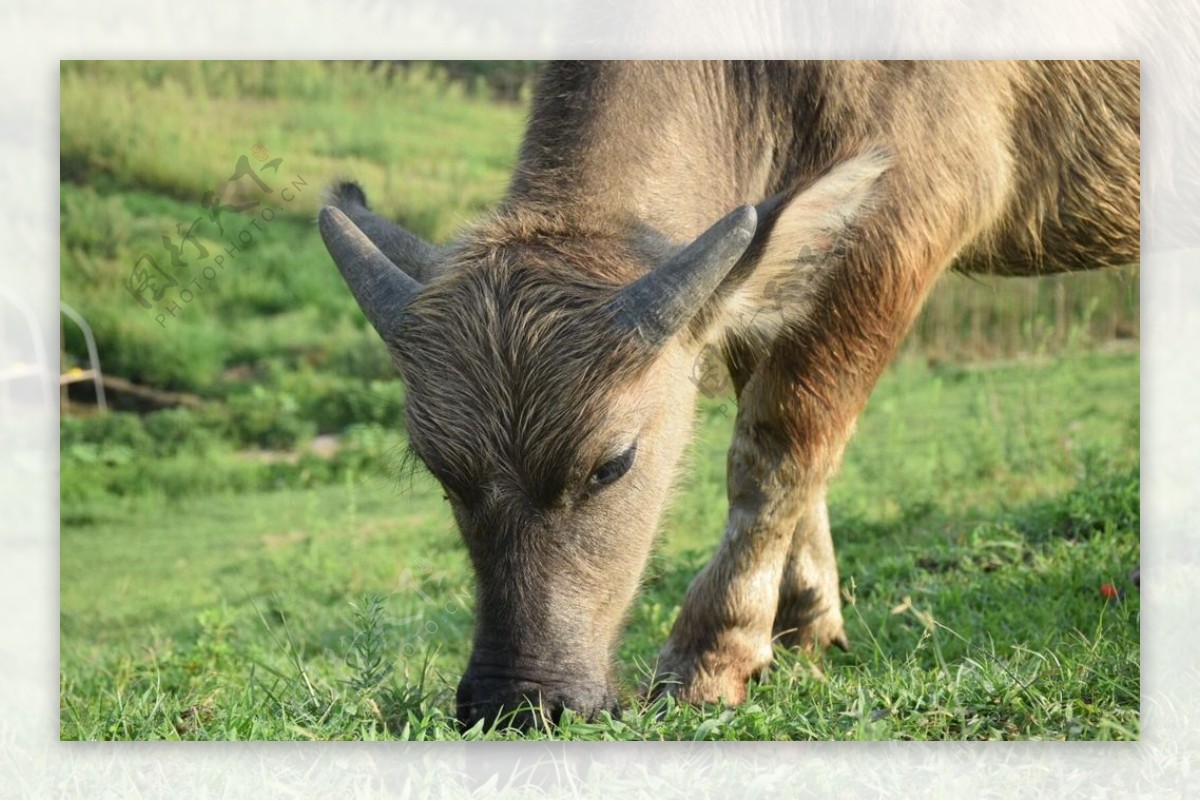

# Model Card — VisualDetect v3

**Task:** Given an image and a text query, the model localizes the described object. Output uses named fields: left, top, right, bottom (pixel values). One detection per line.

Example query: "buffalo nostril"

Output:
left=455, top=672, right=616, bottom=732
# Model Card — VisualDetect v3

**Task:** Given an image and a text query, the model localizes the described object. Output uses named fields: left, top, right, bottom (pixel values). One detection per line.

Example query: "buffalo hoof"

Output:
left=774, top=612, right=850, bottom=653
left=650, top=636, right=773, bottom=707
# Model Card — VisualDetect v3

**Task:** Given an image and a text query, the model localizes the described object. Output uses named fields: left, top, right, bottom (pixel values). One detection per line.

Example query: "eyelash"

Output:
left=587, top=442, right=638, bottom=492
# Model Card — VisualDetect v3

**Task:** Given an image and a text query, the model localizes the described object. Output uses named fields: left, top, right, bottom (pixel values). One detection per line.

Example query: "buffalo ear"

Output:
left=700, top=149, right=891, bottom=345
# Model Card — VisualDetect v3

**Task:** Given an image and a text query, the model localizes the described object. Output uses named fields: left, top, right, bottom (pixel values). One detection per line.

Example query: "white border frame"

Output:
left=6, top=1, right=1197, bottom=796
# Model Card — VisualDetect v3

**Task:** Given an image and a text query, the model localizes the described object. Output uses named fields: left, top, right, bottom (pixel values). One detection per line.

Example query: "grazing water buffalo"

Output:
left=318, top=61, right=1139, bottom=728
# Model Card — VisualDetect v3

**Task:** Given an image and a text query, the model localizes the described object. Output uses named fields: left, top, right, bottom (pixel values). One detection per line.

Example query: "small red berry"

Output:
left=1100, top=583, right=1120, bottom=601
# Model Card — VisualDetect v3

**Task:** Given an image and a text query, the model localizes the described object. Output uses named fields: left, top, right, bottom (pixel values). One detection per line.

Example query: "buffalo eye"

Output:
left=587, top=442, right=638, bottom=492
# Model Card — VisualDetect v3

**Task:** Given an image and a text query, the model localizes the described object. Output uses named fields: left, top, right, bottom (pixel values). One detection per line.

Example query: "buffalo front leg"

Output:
left=656, top=235, right=954, bottom=705
left=653, top=389, right=816, bottom=706
left=773, top=490, right=849, bottom=652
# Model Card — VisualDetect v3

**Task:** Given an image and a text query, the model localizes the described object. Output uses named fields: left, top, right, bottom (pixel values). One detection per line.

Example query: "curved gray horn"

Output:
left=327, top=182, right=440, bottom=282
left=613, top=204, right=758, bottom=347
left=319, top=206, right=423, bottom=345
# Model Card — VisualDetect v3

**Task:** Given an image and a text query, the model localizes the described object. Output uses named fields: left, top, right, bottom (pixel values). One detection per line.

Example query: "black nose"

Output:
left=455, top=674, right=617, bottom=731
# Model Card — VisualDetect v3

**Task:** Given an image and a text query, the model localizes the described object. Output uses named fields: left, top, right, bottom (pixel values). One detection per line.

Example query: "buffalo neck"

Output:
left=501, top=61, right=849, bottom=246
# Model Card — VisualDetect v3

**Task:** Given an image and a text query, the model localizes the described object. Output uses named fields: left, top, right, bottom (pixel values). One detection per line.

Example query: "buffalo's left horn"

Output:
left=326, top=181, right=440, bottom=283
left=612, top=204, right=758, bottom=347
left=318, top=206, right=423, bottom=346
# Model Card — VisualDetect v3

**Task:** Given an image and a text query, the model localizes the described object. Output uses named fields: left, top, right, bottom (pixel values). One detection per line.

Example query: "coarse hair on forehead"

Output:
left=391, top=221, right=660, bottom=507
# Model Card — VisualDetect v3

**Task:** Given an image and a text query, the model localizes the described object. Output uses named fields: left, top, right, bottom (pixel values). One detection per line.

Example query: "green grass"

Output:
left=60, top=61, right=525, bottom=239
left=60, top=351, right=1140, bottom=741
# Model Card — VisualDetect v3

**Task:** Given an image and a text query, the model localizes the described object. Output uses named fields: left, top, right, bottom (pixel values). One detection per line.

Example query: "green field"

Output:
left=59, top=61, right=1140, bottom=741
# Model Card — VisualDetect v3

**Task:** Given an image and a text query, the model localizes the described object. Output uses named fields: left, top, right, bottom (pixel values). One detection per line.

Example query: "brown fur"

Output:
left=329, top=60, right=1139, bottom=721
